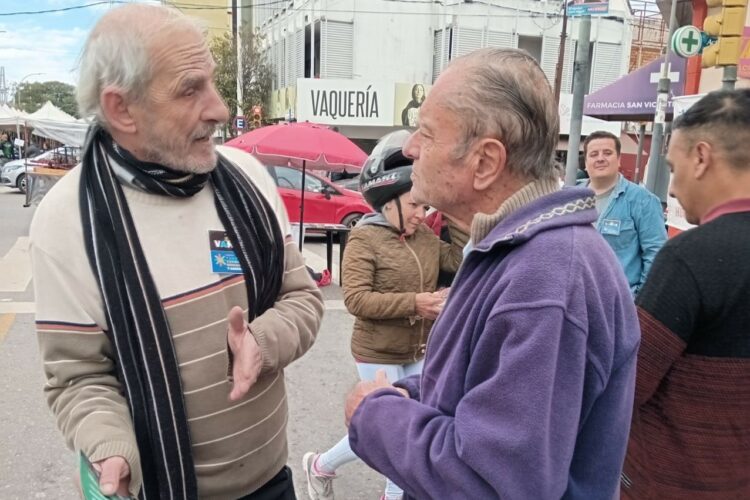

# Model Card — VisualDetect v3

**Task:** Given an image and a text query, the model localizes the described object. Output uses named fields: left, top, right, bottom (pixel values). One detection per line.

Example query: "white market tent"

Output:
left=32, top=118, right=89, bottom=148
left=0, top=101, right=89, bottom=147
left=27, top=101, right=89, bottom=147
left=0, top=104, right=28, bottom=127
left=26, top=101, right=77, bottom=122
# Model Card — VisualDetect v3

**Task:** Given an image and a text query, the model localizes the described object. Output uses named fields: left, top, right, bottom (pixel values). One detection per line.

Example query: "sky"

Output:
left=0, top=1, right=160, bottom=95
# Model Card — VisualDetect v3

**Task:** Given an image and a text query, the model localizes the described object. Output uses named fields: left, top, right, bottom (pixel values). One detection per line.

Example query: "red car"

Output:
left=266, top=165, right=372, bottom=227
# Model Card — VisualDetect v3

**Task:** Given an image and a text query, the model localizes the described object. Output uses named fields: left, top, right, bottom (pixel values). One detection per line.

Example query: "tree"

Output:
left=15, top=81, right=78, bottom=117
left=211, top=32, right=239, bottom=123
left=210, top=26, right=274, bottom=136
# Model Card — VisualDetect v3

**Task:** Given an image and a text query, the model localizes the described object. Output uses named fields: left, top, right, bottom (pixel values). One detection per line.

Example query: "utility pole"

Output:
left=644, top=0, right=679, bottom=201
left=564, top=15, right=592, bottom=186
left=553, top=3, right=569, bottom=105
left=0, top=67, right=8, bottom=106
left=722, top=64, right=737, bottom=90
left=235, top=0, right=243, bottom=118
left=634, top=123, right=647, bottom=183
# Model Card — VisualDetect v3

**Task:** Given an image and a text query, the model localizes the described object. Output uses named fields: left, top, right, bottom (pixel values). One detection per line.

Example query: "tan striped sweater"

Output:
left=30, top=145, right=324, bottom=499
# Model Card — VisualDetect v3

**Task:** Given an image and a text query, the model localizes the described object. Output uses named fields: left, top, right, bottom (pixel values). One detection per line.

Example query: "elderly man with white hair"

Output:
left=344, top=48, right=641, bottom=499
left=30, top=4, right=323, bottom=499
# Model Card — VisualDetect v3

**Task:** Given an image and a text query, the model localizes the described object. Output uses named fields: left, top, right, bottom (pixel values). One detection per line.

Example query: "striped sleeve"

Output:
left=31, top=243, right=143, bottom=497
left=249, top=238, right=324, bottom=373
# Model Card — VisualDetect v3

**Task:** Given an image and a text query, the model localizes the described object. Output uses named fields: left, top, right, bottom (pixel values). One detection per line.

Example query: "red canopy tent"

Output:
left=226, top=122, right=367, bottom=249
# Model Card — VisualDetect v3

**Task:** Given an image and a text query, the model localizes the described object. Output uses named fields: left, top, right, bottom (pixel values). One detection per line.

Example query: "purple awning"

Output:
left=583, top=55, right=688, bottom=121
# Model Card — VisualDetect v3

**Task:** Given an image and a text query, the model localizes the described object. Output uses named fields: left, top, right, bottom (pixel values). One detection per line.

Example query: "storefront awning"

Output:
left=583, top=55, right=687, bottom=121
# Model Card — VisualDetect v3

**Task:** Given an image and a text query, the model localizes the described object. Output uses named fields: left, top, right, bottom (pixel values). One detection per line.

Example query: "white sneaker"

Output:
left=302, top=452, right=335, bottom=500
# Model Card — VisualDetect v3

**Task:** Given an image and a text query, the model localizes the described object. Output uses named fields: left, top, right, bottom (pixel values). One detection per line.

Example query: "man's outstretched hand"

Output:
left=227, top=306, right=262, bottom=401
left=345, top=370, right=408, bottom=427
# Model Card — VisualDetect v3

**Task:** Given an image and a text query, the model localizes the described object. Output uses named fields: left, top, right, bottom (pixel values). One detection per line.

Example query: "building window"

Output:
left=433, top=28, right=453, bottom=82
left=585, top=42, right=594, bottom=95
left=304, top=21, right=321, bottom=78
left=590, top=41, right=622, bottom=93
left=321, top=20, right=354, bottom=79
left=518, top=35, right=543, bottom=63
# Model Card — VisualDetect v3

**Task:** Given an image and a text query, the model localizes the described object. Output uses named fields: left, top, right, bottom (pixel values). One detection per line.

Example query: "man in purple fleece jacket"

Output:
left=344, top=48, right=640, bottom=499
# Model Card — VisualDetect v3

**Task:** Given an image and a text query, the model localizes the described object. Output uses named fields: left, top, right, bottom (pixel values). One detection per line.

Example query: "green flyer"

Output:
left=79, top=452, right=132, bottom=500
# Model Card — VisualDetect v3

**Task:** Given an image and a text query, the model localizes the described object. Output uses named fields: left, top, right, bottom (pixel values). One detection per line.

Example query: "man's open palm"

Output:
left=227, top=306, right=262, bottom=401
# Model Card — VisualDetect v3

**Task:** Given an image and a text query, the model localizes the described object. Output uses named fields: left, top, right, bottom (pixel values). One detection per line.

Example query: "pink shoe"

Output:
left=316, top=269, right=332, bottom=287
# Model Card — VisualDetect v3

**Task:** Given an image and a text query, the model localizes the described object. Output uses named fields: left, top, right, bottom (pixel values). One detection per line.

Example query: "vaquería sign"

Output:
left=296, top=79, right=395, bottom=126
left=311, top=88, right=379, bottom=120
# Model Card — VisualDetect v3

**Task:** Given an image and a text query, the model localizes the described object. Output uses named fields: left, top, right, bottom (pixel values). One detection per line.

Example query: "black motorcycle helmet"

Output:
left=360, top=130, right=413, bottom=212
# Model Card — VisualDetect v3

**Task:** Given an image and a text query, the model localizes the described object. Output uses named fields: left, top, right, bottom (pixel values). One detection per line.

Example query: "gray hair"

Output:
left=442, top=48, right=560, bottom=181
left=77, top=4, right=205, bottom=124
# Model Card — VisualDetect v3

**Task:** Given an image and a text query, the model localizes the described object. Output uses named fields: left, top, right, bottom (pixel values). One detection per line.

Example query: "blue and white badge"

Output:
left=209, top=230, right=243, bottom=274
left=601, top=219, right=622, bottom=236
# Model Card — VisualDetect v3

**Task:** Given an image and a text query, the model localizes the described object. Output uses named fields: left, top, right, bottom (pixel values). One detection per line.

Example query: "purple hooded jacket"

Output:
left=349, top=187, right=640, bottom=499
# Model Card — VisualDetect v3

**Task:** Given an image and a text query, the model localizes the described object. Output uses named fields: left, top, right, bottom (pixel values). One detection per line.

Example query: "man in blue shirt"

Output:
left=584, top=130, right=666, bottom=295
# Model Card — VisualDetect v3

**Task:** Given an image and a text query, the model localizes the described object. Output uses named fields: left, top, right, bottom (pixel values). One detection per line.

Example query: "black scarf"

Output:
left=79, top=126, right=284, bottom=499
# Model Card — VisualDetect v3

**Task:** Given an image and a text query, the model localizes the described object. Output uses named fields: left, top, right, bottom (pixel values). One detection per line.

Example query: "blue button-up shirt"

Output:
left=590, top=175, right=667, bottom=295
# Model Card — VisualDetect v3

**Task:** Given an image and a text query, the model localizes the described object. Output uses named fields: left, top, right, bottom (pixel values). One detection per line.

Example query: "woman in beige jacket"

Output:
left=303, top=131, right=466, bottom=500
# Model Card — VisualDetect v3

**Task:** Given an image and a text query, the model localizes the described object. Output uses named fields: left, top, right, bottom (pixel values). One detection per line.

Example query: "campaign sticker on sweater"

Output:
left=209, top=230, right=243, bottom=274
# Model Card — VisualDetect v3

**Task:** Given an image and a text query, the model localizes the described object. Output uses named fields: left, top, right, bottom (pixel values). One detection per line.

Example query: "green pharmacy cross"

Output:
left=672, top=25, right=704, bottom=58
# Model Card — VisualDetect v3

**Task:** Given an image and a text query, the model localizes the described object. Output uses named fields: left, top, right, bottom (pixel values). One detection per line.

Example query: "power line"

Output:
left=0, top=0, right=286, bottom=16
left=0, top=0, right=633, bottom=26
left=166, top=0, right=291, bottom=9
left=0, top=0, right=291, bottom=20
left=0, top=0, right=628, bottom=22
left=178, top=0, right=591, bottom=22
left=0, top=1, right=116, bottom=16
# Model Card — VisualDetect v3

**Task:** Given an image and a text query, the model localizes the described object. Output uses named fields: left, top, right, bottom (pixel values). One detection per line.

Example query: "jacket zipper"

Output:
left=403, top=238, right=425, bottom=362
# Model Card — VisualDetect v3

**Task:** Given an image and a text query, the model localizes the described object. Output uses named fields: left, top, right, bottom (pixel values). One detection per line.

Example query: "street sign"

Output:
left=566, top=0, right=609, bottom=17
left=234, top=116, right=246, bottom=130
left=672, top=25, right=703, bottom=58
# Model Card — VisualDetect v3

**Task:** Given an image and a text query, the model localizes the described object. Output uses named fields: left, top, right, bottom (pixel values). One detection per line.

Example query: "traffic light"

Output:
left=251, top=105, right=262, bottom=129
left=702, top=0, right=748, bottom=67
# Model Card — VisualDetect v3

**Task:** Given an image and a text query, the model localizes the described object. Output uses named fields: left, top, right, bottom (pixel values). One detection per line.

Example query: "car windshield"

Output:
left=273, top=166, right=327, bottom=193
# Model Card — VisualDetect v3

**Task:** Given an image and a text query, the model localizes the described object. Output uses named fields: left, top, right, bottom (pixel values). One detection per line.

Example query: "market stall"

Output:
left=0, top=101, right=89, bottom=205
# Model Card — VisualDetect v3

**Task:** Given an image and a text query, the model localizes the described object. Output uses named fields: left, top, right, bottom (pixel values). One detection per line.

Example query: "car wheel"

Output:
left=16, top=174, right=26, bottom=194
left=341, top=213, right=363, bottom=229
